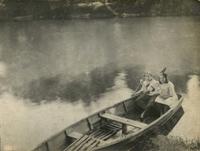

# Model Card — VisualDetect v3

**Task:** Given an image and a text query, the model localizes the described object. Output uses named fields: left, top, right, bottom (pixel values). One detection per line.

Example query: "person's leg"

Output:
left=154, top=103, right=162, bottom=117
left=163, top=105, right=170, bottom=114
left=140, top=100, right=154, bottom=119
left=140, top=95, right=159, bottom=120
left=135, top=93, right=150, bottom=109
left=158, top=104, right=170, bottom=116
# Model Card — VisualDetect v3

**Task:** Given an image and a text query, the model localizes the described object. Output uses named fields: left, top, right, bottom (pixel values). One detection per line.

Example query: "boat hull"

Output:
left=32, top=96, right=184, bottom=151
left=96, top=106, right=184, bottom=151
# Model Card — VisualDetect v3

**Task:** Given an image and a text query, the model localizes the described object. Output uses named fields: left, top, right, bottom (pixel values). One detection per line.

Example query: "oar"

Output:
left=131, top=80, right=143, bottom=98
left=160, top=67, right=167, bottom=74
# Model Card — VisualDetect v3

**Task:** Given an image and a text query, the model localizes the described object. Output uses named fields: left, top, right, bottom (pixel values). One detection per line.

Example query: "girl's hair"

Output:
left=143, top=72, right=153, bottom=78
left=159, top=73, right=168, bottom=84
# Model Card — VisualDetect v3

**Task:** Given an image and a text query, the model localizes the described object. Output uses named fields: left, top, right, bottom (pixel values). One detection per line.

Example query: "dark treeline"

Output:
left=0, top=0, right=200, bottom=20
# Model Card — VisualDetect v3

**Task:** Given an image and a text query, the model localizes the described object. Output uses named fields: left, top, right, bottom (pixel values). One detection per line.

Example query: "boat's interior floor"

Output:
left=63, top=95, right=166, bottom=151
left=64, top=110, right=152, bottom=151
left=64, top=122, right=122, bottom=151
left=124, top=109, right=158, bottom=124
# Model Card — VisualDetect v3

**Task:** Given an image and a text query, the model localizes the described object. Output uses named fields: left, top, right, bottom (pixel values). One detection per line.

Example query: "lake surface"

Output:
left=0, top=17, right=199, bottom=88
left=0, top=17, right=200, bottom=151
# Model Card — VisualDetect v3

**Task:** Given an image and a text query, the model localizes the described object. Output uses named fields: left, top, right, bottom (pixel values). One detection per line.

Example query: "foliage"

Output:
left=130, top=135, right=200, bottom=151
left=0, top=0, right=200, bottom=19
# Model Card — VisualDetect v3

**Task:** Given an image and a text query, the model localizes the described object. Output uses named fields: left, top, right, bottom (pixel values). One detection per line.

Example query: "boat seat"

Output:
left=67, top=131, right=83, bottom=139
left=100, top=113, right=147, bottom=128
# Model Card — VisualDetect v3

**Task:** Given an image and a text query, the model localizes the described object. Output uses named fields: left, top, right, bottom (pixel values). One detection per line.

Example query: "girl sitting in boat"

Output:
left=135, top=72, right=159, bottom=96
left=155, top=72, right=178, bottom=111
left=133, top=72, right=159, bottom=116
left=134, top=72, right=160, bottom=107
left=141, top=71, right=178, bottom=121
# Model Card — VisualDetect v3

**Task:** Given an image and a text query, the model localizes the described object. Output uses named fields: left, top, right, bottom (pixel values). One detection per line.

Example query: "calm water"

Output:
left=0, top=17, right=199, bottom=89
left=0, top=17, right=200, bottom=151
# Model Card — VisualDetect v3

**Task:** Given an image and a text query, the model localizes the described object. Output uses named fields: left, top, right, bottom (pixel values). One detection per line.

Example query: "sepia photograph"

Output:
left=0, top=0, right=200, bottom=151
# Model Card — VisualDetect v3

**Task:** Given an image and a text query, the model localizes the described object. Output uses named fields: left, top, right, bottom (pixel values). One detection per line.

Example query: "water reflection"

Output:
left=0, top=72, right=132, bottom=151
left=0, top=17, right=199, bottom=93
left=170, top=75, right=200, bottom=139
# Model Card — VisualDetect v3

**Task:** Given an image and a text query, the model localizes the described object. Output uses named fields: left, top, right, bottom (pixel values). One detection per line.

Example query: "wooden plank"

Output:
left=96, top=130, right=112, bottom=139
left=67, top=131, right=83, bottom=139
left=76, top=138, right=97, bottom=151
left=65, top=120, right=123, bottom=151
left=100, top=113, right=147, bottom=128
left=107, top=123, right=121, bottom=128
left=91, top=129, right=106, bottom=138
left=123, top=102, right=128, bottom=112
left=68, top=136, right=91, bottom=151
left=87, top=118, right=93, bottom=130
left=85, top=140, right=100, bottom=151
left=109, top=122, right=122, bottom=128
left=98, top=130, right=114, bottom=140
left=88, top=129, right=101, bottom=136
left=64, top=137, right=85, bottom=151
left=131, top=127, right=140, bottom=132
left=73, top=137, right=93, bottom=151
left=64, top=135, right=88, bottom=151
left=103, top=131, right=117, bottom=140
left=103, top=125, right=120, bottom=131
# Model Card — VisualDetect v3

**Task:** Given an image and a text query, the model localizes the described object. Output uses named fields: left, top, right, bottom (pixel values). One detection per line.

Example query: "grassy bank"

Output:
left=130, top=135, right=200, bottom=151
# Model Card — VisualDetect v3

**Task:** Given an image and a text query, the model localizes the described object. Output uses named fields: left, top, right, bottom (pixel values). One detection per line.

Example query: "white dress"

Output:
left=155, top=81, right=179, bottom=108
left=140, top=79, right=160, bottom=93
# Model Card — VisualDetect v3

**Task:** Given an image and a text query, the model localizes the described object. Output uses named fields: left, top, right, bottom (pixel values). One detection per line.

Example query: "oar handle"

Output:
left=160, top=67, right=167, bottom=74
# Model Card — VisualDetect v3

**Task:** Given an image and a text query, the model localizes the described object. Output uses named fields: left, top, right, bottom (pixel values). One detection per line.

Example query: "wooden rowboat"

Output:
left=32, top=94, right=184, bottom=151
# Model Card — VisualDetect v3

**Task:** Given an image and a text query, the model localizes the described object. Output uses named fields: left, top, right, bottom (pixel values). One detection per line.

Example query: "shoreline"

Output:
left=0, top=0, right=200, bottom=21
left=0, top=14, right=200, bottom=22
